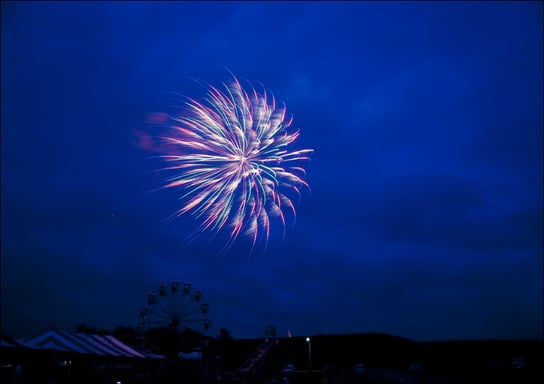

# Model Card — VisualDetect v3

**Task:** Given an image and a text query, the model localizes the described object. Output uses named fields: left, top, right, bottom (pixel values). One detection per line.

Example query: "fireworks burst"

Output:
left=155, top=74, right=313, bottom=251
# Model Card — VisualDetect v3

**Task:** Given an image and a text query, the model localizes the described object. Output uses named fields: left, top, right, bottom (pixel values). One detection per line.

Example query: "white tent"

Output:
left=18, top=327, right=164, bottom=359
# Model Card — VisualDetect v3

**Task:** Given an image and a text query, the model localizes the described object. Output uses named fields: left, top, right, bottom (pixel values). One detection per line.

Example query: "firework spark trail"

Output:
left=156, top=74, right=313, bottom=252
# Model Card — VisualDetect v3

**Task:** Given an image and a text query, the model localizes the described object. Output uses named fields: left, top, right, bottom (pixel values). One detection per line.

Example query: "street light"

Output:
left=306, top=337, right=312, bottom=373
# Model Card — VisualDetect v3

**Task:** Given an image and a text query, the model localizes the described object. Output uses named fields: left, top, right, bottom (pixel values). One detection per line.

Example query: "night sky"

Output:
left=1, top=1, right=542, bottom=342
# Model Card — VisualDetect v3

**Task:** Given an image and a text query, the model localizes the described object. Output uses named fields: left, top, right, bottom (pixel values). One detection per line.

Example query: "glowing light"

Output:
left=155, top=74, right=313, bottom=252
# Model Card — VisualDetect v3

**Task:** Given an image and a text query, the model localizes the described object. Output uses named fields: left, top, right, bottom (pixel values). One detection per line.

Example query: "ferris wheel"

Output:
left=137, top=281, right=211, bottom=335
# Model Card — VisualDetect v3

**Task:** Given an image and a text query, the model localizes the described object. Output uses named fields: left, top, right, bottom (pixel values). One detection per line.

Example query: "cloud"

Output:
left=362, top=173, right=541, bottom=252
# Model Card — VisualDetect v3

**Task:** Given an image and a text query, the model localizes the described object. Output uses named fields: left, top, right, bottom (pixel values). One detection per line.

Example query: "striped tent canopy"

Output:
left=18, top=327, right=164, bottom=359
left=1, top=334, right=35, bottom=349
left=1, top=335, right=18, bottom=349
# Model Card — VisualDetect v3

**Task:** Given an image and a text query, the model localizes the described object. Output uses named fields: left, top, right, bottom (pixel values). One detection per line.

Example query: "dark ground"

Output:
left=1, top=333, right=542, bottom=383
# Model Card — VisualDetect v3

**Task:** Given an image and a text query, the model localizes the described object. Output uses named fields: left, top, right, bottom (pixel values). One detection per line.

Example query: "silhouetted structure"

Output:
left=236, top=338, right=277, bottom=376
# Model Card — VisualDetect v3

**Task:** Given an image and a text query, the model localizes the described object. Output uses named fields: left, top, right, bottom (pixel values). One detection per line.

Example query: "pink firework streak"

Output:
left=155, top=75, right=313, bottom=251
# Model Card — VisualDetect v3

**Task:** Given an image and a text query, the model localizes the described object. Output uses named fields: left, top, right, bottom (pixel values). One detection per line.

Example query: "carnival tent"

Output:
left=18, top=327, right=164, bottom=359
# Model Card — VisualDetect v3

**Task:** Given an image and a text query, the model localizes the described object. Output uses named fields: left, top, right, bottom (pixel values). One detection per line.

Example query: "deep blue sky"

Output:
left=1, top=1, right=542, bottom=341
